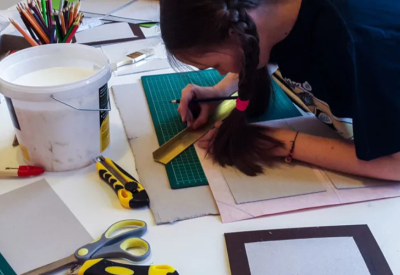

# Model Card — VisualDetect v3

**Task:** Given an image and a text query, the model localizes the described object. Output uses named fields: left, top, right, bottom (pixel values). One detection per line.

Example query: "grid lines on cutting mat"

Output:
left=142, top=70, right=223, bottom=189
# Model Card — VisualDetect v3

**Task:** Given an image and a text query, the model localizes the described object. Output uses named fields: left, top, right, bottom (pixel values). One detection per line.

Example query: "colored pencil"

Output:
left=40, top=0, right=47, bottom=25
left=50, top=21, right=56, bottom=43
left=13, top=0, right=83, bottom=45
left=29, top=1, right=46, bottom=29
left=68, top=3, right=74, bottom=28
left=45, top=0, right=52, bottom=28
left=0, top=166, right=45, bottom=178
left=59, top=0, right=64, bottom=13
left=63, top=14, right=81, bottom=43
left=18, top=7, right=40, bottom=44
left=54, top=12, right=64, bottom=41
left=9, top=19, right=39, bottom=46
left=30, top=8, right=48, bottom=34
left=59, top=11, right=66, bottom=35
left=21, top=7, right=50, bottom=44
left=170, top=96, right=239, bottom=104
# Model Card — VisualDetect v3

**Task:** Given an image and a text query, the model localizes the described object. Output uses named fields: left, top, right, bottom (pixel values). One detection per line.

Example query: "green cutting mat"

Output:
left=141, top=70, right=301, bottom=189
left=0, top=253, right=16, bottom=275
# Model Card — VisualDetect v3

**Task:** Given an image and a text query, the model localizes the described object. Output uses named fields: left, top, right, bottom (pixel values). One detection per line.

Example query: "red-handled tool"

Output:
left=0, top=166, right=45, bottom=178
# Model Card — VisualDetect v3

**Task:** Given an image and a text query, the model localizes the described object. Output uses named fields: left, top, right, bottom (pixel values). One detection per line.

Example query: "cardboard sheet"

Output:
left=222, top=161, right=326, bottom=204
left=75, top=22, right=137, bottom=44
left=201, top=116, right=400, bottom=223
left=325, top=170, right=397, bottom=190
left=112, top=84, right=218, bottom=225
left=0, top=179, right=92, bottom=274
left=73, top=22, right=145, bottom=46
left=245, top=237, right=370, bottom=275
left=225, top=225, right=392, bottom=275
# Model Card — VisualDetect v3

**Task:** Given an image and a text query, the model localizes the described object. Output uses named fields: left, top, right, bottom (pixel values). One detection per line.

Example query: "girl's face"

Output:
left=175, top=45, right=243, bottom=75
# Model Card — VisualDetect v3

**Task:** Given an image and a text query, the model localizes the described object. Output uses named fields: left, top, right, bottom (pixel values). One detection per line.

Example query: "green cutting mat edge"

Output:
left=0, top=253, right=16, bottom=275
left=141, top=70, right=301, bottom=189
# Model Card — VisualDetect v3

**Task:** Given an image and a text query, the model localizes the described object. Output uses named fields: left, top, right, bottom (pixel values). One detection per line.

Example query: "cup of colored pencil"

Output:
left=10, top=0, right=83, bottom=46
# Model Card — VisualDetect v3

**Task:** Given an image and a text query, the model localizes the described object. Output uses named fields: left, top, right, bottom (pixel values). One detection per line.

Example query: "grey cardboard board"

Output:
left=112, top=83, right=218, bottom=225
left=0, top=179, right=92, bottom=274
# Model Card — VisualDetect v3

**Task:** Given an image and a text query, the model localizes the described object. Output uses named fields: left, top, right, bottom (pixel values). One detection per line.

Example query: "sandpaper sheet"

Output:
left=222, top=161, right=326, bottom=204
left=112, top=83, right=218, bottom=225
left=225, top=225, right=393, bottom=275
left=0, top=179, right=92, bottom=274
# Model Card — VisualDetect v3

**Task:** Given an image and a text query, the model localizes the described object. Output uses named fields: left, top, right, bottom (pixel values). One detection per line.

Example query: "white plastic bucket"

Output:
left=0, top=44, right=112, bottom=172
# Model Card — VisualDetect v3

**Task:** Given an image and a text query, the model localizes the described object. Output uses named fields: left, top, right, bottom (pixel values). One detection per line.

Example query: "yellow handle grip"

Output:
left=78, top=259, right=179, bottom=275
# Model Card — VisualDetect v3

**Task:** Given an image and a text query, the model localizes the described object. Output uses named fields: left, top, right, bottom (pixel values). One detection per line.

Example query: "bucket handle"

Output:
left=51, top=95, right=112, bottom=112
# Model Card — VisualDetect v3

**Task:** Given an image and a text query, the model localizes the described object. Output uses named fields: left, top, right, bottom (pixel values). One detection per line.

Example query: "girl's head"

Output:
left=160, top=0, right=284, bottom=176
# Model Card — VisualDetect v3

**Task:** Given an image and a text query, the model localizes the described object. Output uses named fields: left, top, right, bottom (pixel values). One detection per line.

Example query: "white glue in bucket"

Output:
left=0, top=44, right=112, bottom=172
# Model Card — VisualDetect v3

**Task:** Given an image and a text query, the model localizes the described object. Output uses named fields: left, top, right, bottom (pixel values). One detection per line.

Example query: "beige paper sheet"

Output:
left=112, top=83, right=218, bottom=225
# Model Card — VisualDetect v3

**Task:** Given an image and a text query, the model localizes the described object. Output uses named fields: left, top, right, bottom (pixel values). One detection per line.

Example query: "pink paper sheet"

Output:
left=197, top=116, right=400, bottom=223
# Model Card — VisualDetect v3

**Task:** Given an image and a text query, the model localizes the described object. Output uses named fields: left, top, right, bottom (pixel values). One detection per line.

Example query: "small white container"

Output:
left=0, top=44, right=112, bottom=172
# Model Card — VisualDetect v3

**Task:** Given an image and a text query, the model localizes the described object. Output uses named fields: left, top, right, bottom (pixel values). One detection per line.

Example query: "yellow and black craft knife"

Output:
left=70, top=259, right=179, bottom=275
left=95, top=156, right=150, bottom=209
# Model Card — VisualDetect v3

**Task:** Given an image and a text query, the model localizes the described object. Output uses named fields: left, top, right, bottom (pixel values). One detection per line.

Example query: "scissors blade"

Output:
left=21, top=254, right=77, bottom=275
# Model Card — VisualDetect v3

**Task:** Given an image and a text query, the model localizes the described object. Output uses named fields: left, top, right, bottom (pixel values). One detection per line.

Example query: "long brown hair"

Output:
left=160, top=0, right=283, bottom=176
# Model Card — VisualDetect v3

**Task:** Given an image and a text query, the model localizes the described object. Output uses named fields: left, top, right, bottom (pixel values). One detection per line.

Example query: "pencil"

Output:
left=17, top=6, right=39, bottom=44
left=40, top=0, right=47, bottom=25
left=73, top=2, right=80, bottom=21
left=59, top=11, right=66, bottom=35
left=50, top=21, right=56, bottom=43
left=64, top=7, right=69, bottom=30
left=59, top=0, right=64, bottom=13
left=21, top=7, right=50, bottom=44
left=30, top=9, right=48, bottom=37
left=63, top=13, right=81, bottom=43
left=45, top=0, right=52, bottom=28
left=9, top=19, right=39, bottom=46
left=54, top=12, right=64, bottom=41
left=68, top=3, right=74, bottom=28
left=170, top=96, right=239, bottom=104
left=19, top=5, right=46, bottom=44
left=29, top=1, right=46, bottom=29
left=63, top=0, right=69, bottom=9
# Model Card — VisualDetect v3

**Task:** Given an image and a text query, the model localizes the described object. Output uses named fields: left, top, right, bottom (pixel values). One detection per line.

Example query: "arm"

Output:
left=271, top=128, right=400, bottom=181
left=214, top=73, right=238, bottom=96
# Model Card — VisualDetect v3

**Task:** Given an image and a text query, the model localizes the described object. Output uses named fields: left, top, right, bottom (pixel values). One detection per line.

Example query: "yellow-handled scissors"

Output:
left=96, top=156, right=150, bottom=209
left=22, top=220, right=177, bottom=275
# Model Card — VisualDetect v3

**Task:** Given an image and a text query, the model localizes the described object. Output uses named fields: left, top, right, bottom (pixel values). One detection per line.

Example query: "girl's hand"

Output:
left=197, top=122, right=223, bottom=151
left=178, top=84, right=224, bottom=129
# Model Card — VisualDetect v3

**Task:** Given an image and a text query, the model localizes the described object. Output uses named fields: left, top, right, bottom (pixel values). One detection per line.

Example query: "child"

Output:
left=160, top=0, right=400, bottom=180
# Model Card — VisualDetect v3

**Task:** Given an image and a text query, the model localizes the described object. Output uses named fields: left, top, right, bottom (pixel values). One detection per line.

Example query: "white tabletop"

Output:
left=1, top=41, right=400, bottom=275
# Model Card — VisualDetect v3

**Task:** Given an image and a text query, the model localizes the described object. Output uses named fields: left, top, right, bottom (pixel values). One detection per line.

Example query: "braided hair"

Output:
left=161, top=0, right=283, bottom=176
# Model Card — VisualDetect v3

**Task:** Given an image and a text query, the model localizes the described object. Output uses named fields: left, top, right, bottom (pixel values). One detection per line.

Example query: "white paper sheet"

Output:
left=75, top=22, right=137, bottom=44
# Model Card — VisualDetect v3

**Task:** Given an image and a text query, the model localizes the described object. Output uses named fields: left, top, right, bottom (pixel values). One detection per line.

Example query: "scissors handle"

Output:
left=92, top=237, right=151, bottom=262
left=75, top=220, right=147, bottom=262
left=77, top=259, right=179, bottom=275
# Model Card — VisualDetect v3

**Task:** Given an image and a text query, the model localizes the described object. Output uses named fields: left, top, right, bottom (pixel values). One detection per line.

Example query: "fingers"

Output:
left=178, top=84, right=196, bottom=122
left=192, top=105, right=209, bottom=129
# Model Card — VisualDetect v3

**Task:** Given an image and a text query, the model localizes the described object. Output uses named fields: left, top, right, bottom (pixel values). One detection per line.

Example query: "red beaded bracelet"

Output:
left=285, top=131, right=299, bottom=163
